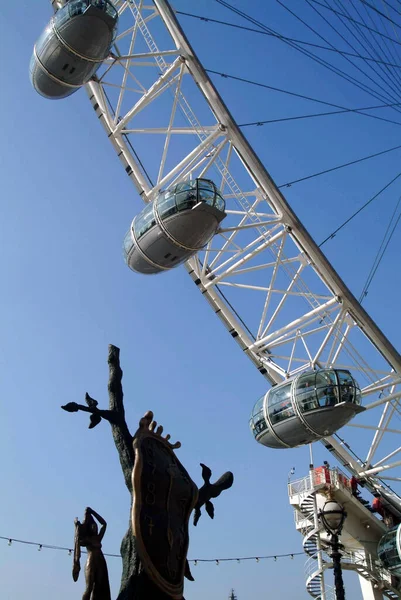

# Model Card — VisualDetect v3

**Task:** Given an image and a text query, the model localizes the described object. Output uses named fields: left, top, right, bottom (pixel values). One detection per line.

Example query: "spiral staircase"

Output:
left=289, top=468, right=401, bottom=600
left=293, top=480, right=333, bottom=599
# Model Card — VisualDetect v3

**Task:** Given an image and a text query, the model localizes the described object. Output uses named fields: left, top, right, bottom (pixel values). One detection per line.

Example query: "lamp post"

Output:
left=319, top=500, right=347, bottom=600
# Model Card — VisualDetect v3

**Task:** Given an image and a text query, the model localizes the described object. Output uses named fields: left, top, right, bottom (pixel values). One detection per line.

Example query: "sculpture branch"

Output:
left=61, top=399, right=116, bottom=425
left=193, top=464, right=234, bottom=526
left=61, top=344, right=134, bottom=492
left=106, top=345, right=135, bottom=492
left=108, top=345, right=125, bottom=415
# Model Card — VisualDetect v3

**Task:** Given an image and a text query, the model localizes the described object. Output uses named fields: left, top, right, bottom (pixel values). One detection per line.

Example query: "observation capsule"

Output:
left=123, top=179, right=226, bottom=274
left=30, top=0, right=118, bottom=99
left=249, top=369, right=364, bottom=449
left=378, top=525, right=401, bottom=575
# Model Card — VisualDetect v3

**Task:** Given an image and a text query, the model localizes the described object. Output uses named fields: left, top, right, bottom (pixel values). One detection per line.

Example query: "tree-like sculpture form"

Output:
left=62, top=345, right=233, bottom=600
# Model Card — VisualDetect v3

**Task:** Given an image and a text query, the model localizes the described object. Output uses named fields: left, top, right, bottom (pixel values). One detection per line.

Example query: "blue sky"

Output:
left=1, top=1, right=401, bottom=598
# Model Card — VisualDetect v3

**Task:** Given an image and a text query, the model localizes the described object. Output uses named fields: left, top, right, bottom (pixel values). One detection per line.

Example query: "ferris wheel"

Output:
left=31, top=0, right=401, bottom=597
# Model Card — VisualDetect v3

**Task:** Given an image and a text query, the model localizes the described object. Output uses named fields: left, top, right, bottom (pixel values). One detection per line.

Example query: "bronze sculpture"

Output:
left=62, top=345, right=233, bottom=600
left=73, top=507, right=111, bottom=600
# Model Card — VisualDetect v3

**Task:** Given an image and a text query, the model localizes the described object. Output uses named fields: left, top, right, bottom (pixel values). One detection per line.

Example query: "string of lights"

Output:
left=0, top=536, right=303, bottom=564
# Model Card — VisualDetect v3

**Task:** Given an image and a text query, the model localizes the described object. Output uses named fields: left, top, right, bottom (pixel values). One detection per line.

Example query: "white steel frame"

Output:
left=51, top=0, right=401, bottom=499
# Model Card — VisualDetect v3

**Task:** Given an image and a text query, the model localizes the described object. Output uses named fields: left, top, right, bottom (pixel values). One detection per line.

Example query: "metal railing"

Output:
left=288, top=475, right=312, bottom=497
left=288, top=466, right=356, bottom=500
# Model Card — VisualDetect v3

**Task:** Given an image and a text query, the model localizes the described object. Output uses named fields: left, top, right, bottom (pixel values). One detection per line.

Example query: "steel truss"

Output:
left=52, top=1, right=401, bottom=498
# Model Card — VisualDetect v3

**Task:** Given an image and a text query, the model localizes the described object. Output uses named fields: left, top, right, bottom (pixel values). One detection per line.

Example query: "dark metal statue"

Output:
left=73, top=507, right=111, bottom=600
left=62, top=345, right=234, bottom=600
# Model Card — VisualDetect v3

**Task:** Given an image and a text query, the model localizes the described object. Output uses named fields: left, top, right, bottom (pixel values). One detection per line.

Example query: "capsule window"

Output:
left=157, top=179, right=226, bottom=216
left=104, top=1, right=118, bottom=20
left=354, top=382, right=362, bottom=405
left=133, top=204, right=156, bottom=240
left=252, top=395, right=264, bottom=416
left=176, top=190, right=197, bottom=211
left=69, top=1, right=90, bottom=18
left=198, top=180, right=214, bottom=193
left=250, top=396, right=265, bottom=436
left=250, top=395, right=269, bottom=437
left=337, top=370, right=353, bottom=385
left=157, top=193, right=177, bottom=219
left=268, top=383, right=294, bottom=424
left=253, top=417, right=268, bottom=435
left=337, top=370, right=356, bottom=404
left=34, top=24, right=54, bottom=56
left=122, top=229, right=134, bottom=257
left=62, top=64, right=69, bottom=71
left=54, top=5, right=71, bottom=28
left=175, top=182, right=194, bottom=193
left=297, top=373, right=318, bottom=412
left=378, top=528, right=400, bottom=569
left=214, top=192, right=225, bottom=212
left=316, top=371, right=338, bottom=407
left=198, top=188, right=215, bottom=206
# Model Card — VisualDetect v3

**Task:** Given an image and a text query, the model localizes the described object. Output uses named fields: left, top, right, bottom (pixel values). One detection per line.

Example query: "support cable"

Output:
left=98, top=56, right=401, bottom=197
left=215, top=0, right=401, bottom=115
left=277, top=143, right=401, bottom=188
left=309, top=0, right=401, bottom=48
left=359, top=0, right=401, bottom=30
left=381, top=0, right=401, bottom=20
left=365, top=0, right=401, bottom=89
left=238, top=103, right=401, bottom=127
left=175, top=10, right=401, bottom=68
left=278, top=0, right=401, bottom=111
left=379, top=0, right=401, bottom=75
left=324, top=0, right=401, bottom=100
left=348, top=0, right=401, bottom=95
left=206, top=68, right=401, bottom=127
left=359, top=196, right=401, bottom=302
left=319, top=170, right=401, bottom=246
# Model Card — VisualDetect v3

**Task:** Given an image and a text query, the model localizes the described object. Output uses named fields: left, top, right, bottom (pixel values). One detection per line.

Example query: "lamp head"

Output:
left=320, top=500, right=346, bottom=535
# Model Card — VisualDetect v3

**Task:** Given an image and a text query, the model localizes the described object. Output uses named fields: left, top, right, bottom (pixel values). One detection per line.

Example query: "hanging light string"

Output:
left=1, top=536, right=119, bottom=558
left=190, top=552, right=301, bottom=564
left=0, top=536, right=302, bottom=563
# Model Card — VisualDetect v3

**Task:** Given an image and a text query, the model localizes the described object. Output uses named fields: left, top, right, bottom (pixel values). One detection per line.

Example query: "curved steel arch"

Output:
left=51, top=0, right=401, bottom=504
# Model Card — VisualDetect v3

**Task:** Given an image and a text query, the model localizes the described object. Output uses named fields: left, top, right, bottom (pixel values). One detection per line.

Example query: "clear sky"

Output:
left=1, top=1, right=401, bottom=599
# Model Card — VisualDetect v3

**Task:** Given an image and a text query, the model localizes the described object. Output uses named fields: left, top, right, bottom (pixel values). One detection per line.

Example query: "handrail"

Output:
left=288, top=466, right=359, bottom=499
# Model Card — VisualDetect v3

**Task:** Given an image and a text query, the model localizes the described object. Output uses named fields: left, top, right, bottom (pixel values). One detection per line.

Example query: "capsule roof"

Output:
left=58, top=0, right=118, bottom=21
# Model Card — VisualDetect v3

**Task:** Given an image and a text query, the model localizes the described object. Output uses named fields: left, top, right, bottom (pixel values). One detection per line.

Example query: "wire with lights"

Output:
left=1, top=536, right=302, bottom=564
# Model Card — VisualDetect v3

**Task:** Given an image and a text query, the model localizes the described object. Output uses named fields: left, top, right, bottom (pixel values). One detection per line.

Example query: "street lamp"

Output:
left=319, top=500, right=347, bottom=600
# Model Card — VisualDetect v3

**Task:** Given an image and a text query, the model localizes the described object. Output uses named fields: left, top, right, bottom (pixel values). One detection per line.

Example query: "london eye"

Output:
left=27, top=1, right=401, bottom=598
